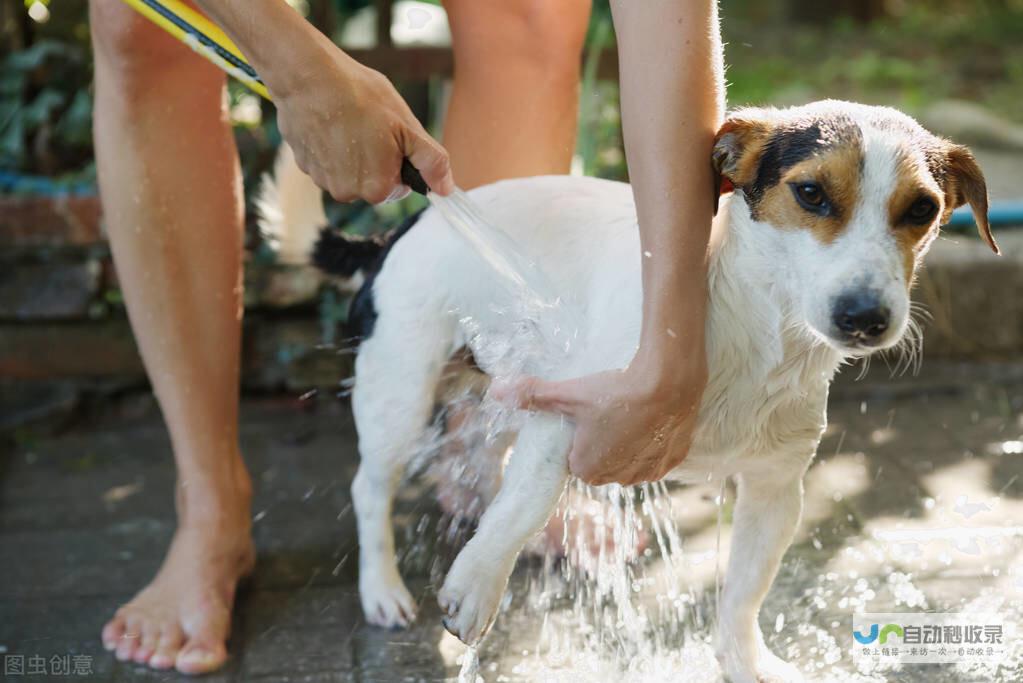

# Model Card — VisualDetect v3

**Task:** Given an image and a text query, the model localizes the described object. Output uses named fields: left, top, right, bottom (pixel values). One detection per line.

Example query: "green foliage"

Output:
left=721, top=1, right=1023, bottom=121
left=577, top=10, right=623, bottom=179
left=0, top=37, right=95, bottom=181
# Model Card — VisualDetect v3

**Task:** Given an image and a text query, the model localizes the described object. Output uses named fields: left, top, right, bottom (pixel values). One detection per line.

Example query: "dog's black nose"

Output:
left=833, top=293, right=890, bottom=342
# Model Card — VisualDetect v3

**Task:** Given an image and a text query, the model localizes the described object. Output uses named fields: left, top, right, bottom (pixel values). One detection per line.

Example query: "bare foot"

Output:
left=102, top=484, right=254, bottom=674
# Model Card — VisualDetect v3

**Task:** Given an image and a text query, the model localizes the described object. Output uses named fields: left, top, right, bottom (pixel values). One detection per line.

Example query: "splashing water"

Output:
left=397, top=192, right=728, bottom=681
left=481, top=481, right=724, bottom=683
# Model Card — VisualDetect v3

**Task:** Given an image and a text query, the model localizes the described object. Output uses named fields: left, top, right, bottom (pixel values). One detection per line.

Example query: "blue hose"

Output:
left=948, top=201, right=1023, bottom=228
left=0, top=170, right=96, bottom=196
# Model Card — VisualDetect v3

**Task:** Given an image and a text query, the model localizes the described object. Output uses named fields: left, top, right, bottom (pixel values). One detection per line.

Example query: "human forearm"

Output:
left=192, top=0, right=348, bottom=98
left=610, top=0, right=724, bottom=376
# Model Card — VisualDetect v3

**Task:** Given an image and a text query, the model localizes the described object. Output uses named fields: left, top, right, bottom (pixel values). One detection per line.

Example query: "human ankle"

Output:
left=175, top=475, right=252, bottom=529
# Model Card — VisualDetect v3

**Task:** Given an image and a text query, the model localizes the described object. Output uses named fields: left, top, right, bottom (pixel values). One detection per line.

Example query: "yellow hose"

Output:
left=118, top=0, right=272, bottom=100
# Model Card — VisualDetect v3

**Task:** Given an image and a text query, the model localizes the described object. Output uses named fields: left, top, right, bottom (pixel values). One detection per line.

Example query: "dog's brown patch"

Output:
left=712, top=116, right=773, bottom=211
left=941, top=145, right=999, bottom=254
left=713, top=117, right=773, bottom=187
left=753, top=142, right=864, bottom=244
left=888, top=149, right=943, bottom=282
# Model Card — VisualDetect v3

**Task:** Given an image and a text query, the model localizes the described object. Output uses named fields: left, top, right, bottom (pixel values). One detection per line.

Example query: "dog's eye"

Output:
left=790, top=182, right=829, bottom=214
left=796, top=184, right=824, bottom=206
left=905, top=197, right=938, bottom=225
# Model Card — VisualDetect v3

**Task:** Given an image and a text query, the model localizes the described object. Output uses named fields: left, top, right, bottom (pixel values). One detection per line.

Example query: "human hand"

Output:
left=496, top=348, right=708, bottom=486
left=272, top=52, right=454, bottom=203
left=193, top=0, right=454, bottom=204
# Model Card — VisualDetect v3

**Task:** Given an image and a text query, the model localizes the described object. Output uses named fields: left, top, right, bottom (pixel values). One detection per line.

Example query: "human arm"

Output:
left=193, top=0, right=454, bottom=201
left=501, top=0, right=724, bottom=485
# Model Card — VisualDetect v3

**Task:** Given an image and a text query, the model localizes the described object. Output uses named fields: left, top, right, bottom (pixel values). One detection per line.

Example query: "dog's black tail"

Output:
left=311, top=229, right=385, bottom=282
left=339, top=209, right=425, bottom=340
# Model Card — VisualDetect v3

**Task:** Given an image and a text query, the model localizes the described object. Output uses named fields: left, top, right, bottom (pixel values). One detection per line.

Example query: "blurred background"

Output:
left=1, top=0, right=1021, bottom=418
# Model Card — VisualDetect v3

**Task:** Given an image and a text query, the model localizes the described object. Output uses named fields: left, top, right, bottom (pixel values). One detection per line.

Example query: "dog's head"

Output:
left=713, top=100, right=996, bottom=356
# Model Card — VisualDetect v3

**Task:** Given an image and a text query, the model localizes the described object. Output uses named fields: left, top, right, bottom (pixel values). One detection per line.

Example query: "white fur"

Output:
left=264, top=103, right=966, bottom=682
left=256, top=144, right=327, bottom=265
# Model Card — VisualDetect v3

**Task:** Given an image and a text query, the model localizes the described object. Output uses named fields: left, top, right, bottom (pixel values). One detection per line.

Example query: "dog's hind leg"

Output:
left=438, top=414, right=571, bottom=643
left=351, top=310, right=456, bottom=629
left=716, top=471, right=805, bottom=683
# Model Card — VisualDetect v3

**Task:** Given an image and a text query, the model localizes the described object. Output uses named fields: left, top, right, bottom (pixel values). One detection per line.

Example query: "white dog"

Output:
left=262, top=100, right=996, bottom=682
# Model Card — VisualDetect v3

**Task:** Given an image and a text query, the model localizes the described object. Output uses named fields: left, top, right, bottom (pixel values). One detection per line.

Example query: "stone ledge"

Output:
left=915, top=231, right=1023, bottom=359
left=0, top=195, right=102, bottom=248
left=0, top=259, right=101, bottom=320
left=1, top=316, right=350, bottom=392
left=0, top=321, right=144, bottom=380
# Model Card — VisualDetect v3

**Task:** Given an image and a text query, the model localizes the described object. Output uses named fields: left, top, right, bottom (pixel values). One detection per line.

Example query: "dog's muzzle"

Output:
left=831, top=291, right=890, bottom=347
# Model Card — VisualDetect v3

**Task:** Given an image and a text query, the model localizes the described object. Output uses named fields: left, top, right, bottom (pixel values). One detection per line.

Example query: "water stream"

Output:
left=427, top=189, right=564, bottom=315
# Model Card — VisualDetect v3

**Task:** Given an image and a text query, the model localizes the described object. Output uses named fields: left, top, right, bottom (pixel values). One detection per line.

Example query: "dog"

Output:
left=261, top=100, right=996, bottom=682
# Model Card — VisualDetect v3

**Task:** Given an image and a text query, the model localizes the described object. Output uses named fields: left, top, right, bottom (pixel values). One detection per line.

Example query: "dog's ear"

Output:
left=941, top=145, right=999, bottom=254
left=712, top=115, right=772, bottom=215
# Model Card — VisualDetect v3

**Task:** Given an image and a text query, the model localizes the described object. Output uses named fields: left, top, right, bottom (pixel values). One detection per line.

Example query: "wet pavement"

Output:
left=2, top=360, right=1023, bottom=682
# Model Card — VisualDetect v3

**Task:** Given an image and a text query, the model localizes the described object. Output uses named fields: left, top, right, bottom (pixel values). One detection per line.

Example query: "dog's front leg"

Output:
left=717, top=471, right=805, bottom=683
left=438, top=415, right=571, bottom=644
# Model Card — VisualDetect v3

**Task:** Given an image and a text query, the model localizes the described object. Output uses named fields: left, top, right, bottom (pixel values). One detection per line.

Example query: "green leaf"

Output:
left=0, top=112, right=26, bottom=165
left=22, top=88, right=65, bottom=128
left=4, top=40, right=73, bottom=72
left=55, top=89, right=92, bottom=145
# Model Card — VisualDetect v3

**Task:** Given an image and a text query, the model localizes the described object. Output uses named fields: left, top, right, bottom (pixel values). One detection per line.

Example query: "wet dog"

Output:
left=262, top=100, right=996, bottom=682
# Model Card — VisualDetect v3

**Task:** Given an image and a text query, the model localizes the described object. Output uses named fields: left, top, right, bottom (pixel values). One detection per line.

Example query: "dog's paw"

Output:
left=437, top=552, right=509, bottom=644
left=359, top=572, right=417, bottom=629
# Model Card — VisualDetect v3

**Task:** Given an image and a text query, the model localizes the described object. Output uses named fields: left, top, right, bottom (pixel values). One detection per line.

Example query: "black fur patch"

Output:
left=746, top=115, right=862, bottom=217
left=346, top=208, right=426, bottom=341
left=312, top=231, right=385, bottom=278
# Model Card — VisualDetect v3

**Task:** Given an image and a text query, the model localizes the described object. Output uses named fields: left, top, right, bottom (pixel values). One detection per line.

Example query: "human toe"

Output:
left=149, top=626, right=185, bottom=670
left=176, top=639, right=227, bottom=675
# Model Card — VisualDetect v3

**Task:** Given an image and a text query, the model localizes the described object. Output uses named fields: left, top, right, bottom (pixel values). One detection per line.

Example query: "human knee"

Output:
left=90, top=0, right=221, bottom=101
left=446, top=0, right=590, bottom=78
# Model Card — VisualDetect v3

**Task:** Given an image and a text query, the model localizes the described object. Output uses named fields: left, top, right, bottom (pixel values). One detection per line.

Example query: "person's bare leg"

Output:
left=90, top=0, right=252, bottom=674
left=443, top=0, right=591, bottom=188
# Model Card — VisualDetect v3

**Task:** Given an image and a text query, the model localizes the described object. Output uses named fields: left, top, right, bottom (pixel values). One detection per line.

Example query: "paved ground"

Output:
left=3, top=361, right=1023, bottom=682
